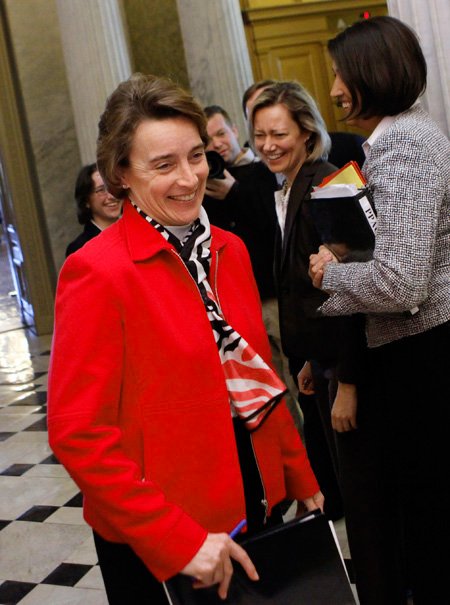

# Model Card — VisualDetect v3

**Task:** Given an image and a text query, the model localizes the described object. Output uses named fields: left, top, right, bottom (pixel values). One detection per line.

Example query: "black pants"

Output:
left=337, top=321, right=450, bottom=604
left=93, top=531, right=168, bottom=605
left=294, top=359, right=344, bottom=521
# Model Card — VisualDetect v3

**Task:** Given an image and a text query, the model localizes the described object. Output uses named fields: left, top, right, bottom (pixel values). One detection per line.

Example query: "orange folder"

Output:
left=318, top=160, right=366, bottom=188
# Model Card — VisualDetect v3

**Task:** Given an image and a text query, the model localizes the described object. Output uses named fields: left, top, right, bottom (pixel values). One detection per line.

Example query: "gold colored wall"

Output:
left=122, top=0, right=189, bottom=88
left=241, top=0, right=388, bottom=133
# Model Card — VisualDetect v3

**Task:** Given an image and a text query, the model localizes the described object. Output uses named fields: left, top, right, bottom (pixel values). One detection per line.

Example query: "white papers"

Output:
left=310, top=184, right=359, bottom=198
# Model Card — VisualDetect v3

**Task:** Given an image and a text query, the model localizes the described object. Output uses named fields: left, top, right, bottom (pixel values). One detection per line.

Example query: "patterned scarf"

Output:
left=132, top=202, right=287, bottom=431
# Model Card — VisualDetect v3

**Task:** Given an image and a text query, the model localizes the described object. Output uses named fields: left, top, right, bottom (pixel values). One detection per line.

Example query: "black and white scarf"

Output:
left=132, top=202, right=287, bottom=431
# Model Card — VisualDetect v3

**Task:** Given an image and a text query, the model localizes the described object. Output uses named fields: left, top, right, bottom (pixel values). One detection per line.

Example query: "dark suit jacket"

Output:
left=328, top=132, right=366, bottom=169
left=275, top=161, right=341, bottom=366
left=203, top=161, right=279, bottom=300
left=275, top=160, right=366, bottom=382
left=65, top=221, right=101, bottom=258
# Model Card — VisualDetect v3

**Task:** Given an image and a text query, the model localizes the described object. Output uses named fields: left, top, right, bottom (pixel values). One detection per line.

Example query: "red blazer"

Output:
left=48, top=201, right=319, bottom=581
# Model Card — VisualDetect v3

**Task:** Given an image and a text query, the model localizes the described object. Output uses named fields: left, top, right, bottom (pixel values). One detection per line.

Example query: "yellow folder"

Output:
left=319, top=160, right=366, bottom=188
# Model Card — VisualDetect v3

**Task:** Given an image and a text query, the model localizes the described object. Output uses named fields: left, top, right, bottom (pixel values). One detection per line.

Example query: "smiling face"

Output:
left=120, top=117, right=208, bottom=226
left=206, top=113, right=242, bottom=165
left=87, top=171, right=122, bottom=228
left=330, top=62, right=381, bottom=132
left=253, top=103, right=310, bottom=184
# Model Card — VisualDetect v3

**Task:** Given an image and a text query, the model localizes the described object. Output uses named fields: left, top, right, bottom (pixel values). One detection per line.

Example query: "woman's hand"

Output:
left=331, top=382, right=358, bottom=432
left=309, top=245, right=338, bottom=289
left=297, top=361, right=315, bottom=395
left=181, top=532, right=259, bottom=599
left=296, top=491, right=325, bottom=516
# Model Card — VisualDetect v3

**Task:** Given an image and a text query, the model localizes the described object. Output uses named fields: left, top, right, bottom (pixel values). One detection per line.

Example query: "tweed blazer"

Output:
left=320, top=105, right=450, bottom=347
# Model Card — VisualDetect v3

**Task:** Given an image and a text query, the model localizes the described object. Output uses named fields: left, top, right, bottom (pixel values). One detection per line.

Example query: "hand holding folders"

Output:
left=308, top=162, right=419, bottom=315
left=164, top=511, right=356, bottom=604
left=180, top=528, right=259, bottom=600
left=306, top=161, right=376, bottom=262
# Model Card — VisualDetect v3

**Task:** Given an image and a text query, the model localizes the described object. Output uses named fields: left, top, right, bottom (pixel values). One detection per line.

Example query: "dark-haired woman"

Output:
left=49, top=73, right=322, bottom=605
left=310, top=16, right=450, bottom=605
left=65, top=163, right=122, bottom=257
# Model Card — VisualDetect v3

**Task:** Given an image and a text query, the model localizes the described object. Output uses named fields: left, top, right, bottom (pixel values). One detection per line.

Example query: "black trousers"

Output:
left=294, top=359, right=344, bottom=521
left=337, top=321, right=450, bottom=605
left=93, top=531, right=168, bottom=605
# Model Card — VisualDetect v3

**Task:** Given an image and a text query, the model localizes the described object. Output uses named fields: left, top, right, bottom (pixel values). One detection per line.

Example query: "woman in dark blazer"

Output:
left=250, top=82, right=362, bottom=521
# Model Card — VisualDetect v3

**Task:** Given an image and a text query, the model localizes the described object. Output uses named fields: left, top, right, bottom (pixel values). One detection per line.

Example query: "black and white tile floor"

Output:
left=0, top=236, right=356, bottom=604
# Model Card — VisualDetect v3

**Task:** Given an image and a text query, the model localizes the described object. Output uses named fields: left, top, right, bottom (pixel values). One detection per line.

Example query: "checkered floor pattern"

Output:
left=0, top=326, right=109, bottom=604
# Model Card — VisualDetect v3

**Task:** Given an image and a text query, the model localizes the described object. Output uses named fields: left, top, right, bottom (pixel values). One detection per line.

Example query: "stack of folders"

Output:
left=306, top=161, right=376, bottom=262
left=307, top=161, right=419, bottom=315
left=163, top=510, right=356, bottom=605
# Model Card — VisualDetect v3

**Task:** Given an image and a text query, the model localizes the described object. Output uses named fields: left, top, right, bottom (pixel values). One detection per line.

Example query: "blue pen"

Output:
left=229, top=518, right=247, bottom=539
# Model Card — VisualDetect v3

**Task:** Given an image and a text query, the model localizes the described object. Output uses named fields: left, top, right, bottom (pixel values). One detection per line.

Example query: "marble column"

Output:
left=56, top=0, right=132, bottom=163
left=176, top=0, right=253, bottom=141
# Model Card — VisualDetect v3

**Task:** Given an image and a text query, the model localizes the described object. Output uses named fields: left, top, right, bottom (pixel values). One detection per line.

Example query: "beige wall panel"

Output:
left=122, top=0, right=189, bottom=88
left=251, top=15, right=327, bottom=42
left=263, top=43, right=336, bottom=128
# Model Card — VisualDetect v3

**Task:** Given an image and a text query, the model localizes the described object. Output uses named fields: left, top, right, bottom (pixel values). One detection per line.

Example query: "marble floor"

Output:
left=0, top=233, right=356, bottom=604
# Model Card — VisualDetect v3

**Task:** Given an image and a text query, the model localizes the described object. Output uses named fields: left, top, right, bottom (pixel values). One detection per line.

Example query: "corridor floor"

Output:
left=0, top=234, right=355, bottom=604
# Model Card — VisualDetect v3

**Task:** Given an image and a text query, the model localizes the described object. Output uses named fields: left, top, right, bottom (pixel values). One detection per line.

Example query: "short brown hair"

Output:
left=328, top=16, right=427, bottom=120
left=97, top=73, right=208, bottom=199
left=203, top=105, right=235, bottom=128
left=250, top=81, right=331, bottom=163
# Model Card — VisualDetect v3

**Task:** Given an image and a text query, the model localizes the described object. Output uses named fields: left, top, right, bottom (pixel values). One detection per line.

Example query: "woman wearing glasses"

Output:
left=66, top=163, right=122, bottom=257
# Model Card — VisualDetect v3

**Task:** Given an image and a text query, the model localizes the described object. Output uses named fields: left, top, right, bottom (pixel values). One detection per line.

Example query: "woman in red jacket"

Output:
left=48, top=73, right=323, bottom=605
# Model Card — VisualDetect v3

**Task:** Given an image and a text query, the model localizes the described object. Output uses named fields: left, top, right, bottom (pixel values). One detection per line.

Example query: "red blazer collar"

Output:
left=121, top=199, right=228, bottom=261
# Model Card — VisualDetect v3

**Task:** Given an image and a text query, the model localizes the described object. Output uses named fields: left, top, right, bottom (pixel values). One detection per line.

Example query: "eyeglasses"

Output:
left=94, top=185, right=108, bottom=195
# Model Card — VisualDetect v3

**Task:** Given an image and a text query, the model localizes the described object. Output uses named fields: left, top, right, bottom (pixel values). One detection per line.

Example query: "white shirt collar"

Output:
left=362, top=115, right=396, bottom=157
left=91, top=219, right=104, bottom=231
left=274, top=182, right=291, bottom=238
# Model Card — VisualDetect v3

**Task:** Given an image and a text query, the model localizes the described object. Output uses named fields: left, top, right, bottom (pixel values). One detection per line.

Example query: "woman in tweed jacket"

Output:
left=309, top=16, right=450, bottom=605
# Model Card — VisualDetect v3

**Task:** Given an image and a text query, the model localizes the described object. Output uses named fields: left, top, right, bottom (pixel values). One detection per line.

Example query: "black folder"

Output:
left=164, top=511, right=356, bottom=604
left=306, top=189, right=376, bottom=262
